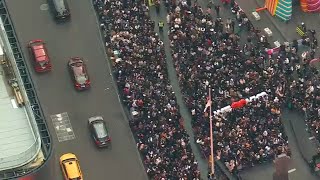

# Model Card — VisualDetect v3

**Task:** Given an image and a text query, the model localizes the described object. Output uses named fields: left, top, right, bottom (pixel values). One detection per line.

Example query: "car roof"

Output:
left=74, top=64, right=85, bottom=75
left=92, top=120, right=109, bottom=138
left=63, top=160, right=81, bottom=179
left=32, top=45, right=47, bottom=62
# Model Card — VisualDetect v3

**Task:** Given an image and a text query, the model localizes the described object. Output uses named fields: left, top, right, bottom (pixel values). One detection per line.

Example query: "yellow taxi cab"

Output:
left=60, top=153, right=83, bottom=180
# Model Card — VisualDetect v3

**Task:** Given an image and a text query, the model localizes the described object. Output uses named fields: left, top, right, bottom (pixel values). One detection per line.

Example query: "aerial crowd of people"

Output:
left=168, top=0, right=319, bottom=174
left=93, top=0, right=320, bottom=179
left=167, top=0, right=292, bottom=173
left=94, top=0, right=201, bottom=179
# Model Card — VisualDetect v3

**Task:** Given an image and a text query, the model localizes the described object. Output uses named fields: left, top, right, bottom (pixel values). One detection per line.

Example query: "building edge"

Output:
left=0, top=0, right=53, bottom=179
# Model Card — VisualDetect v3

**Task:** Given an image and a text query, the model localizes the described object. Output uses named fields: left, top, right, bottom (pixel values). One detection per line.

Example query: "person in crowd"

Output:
left=93, top=0, right=201, bottom=179
left=165, top=0, right=318, bottom=175
left=159, top=20, right=164, bottom=32
left=94, top=0, right=319, bottom=178
left=215, top=5, right=221, bottom=17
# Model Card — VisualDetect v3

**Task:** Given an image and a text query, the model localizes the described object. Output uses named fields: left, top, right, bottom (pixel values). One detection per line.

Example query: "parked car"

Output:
left=49, top=0, right=70, bottom=21
left=68, top=57, right=90, bottom=90
left=88, top=116, right=111, bottom=148
left=28, top=39, right=52, bottom=73
left=59, top=153, right=83, bottom=180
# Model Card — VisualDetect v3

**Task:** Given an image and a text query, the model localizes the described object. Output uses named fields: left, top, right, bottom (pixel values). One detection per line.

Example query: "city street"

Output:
left=3, top=0, right=319, bottom=179
left=5, top=0, right=147, bottom=179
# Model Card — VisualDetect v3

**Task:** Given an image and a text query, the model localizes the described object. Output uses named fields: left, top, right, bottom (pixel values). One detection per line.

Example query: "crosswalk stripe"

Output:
left=288, top=168, right=296, bottom=173
left=50, top=112, right=76, bottom=142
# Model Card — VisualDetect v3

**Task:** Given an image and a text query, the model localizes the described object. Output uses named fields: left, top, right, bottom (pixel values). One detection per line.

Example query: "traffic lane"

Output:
left=5, top=0, right=147, bottom=180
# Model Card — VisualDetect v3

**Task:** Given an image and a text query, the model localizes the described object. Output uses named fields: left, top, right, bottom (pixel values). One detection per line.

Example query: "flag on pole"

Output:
left=204, top=96, right=212, bottom=112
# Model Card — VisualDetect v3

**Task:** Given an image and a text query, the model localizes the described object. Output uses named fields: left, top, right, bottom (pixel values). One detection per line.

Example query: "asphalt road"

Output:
left=5, top=0, right=147, bottom=180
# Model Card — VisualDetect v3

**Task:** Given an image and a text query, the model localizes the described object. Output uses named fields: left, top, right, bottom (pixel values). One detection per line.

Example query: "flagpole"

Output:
left=209, top=85, right=215, bottom=176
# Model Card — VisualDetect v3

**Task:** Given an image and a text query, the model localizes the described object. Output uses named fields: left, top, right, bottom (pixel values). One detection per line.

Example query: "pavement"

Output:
left=237, top=0, right=320, bottom=55
left=253, top=0, right=320, bottom=42
left=4, top=0, right=147, bottom=180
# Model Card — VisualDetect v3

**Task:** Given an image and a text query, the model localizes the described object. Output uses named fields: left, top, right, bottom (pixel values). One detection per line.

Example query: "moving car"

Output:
left=49, top=0, right=70, bottom=20
left=60, top=153, right=83, bottom=180
left=68, top=57, right=90, bottom=90
left=88, top=116, right=111, bottom=148
left=28, top=39, right=52, bottom=73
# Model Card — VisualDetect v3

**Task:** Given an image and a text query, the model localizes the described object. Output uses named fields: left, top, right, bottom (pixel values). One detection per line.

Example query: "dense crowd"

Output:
left=93, top=0, right=320, bottom=178
left=93, top=0, right=201, bottom=179
left=290, top=55, right=320, bottom=141
left=166, top=0, right=320, bottom=173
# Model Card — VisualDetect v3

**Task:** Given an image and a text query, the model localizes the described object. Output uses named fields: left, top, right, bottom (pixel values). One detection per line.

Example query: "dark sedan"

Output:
left=88, top=116, right=111, bottom=148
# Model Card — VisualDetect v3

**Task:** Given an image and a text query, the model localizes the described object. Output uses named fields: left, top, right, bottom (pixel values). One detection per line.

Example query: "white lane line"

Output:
left=288, top=168, right=296, bottom=173
left=309, top=136, right=315, bottom=140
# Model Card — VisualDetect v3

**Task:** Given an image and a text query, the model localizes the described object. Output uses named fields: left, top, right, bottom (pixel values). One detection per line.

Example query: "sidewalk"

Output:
left=237, top=0, right=320, bottom=55
left=254, top=0, right=320, bottom=42
left=282, top=109, right=319, bottom=162
left=236, top=0, right=286, bottom=45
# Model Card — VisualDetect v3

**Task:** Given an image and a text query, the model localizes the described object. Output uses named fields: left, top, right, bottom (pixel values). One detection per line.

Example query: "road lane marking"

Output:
left=309, top=136, right=315, bottom=140
left=288, top=168, right=296, bottom=173
left=50, top=112, right=76, bottom=142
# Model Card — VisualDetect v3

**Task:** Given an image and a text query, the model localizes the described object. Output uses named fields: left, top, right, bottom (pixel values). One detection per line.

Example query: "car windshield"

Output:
left=62, top=158, right=76, bottom=164
left=76, top=75, right=87, bottom=84
left=39, top=61, right=48, bottom=67
left=93, top=122, right=108, bottom=139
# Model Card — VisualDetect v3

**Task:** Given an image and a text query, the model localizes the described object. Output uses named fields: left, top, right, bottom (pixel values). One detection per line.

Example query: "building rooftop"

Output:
left=0, top=53, right=36, bottom=170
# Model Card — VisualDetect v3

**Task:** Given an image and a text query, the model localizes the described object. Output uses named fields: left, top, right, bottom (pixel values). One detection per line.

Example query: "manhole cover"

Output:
left=40, top=4, right=49, bottom=11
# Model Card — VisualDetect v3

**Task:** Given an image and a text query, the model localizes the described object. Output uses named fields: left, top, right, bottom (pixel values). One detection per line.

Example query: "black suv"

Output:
left=49, top=0, right=70, bottom=20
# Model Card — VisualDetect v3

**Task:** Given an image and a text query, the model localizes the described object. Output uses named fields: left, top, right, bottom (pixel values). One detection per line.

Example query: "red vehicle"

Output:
left=68, top=57, right=90, bottom=90
left=28, top=39, right=52, bottom=72
left=19, top=176, right=34, bottom=180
